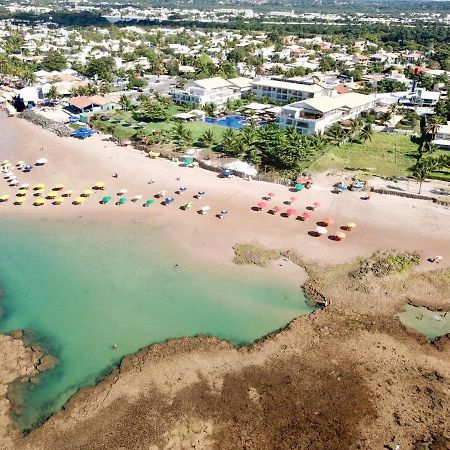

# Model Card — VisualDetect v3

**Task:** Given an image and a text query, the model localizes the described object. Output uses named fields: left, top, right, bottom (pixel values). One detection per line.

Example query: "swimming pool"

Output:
left=201, top=115, right=247, bottom=130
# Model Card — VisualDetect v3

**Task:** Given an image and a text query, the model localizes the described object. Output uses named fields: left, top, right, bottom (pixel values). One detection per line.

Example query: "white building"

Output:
left=251, top=78, right=330, bottom=104
left=277, top=93, right=377, bottom=135
left=172, top=77, right=241, bottom=106
left=432, top=121, right=450, bottom=150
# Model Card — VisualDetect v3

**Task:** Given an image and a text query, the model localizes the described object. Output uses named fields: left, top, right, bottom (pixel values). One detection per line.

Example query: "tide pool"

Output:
left=0, top=216, right=315, bottom=430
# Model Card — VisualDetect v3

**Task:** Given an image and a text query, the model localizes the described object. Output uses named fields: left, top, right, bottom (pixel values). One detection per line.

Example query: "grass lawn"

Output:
left=309, top=132, right=418, bottom=178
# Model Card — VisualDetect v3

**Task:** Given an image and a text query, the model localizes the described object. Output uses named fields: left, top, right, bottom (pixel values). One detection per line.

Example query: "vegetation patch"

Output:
left=350, top=251, right=422, bottom=279
left=232, top=244, right=280, bottom=267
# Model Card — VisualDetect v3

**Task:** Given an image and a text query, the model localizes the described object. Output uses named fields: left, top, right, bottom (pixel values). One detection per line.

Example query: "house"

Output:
left=411, top=88, right=440, bottom=107
left=228, top=77, right=253, bottom=96
left=432, top=121, right=450, bottom=150
left=67, top=95, right=122, bottom=113
left=172, top=77, right=241, bottom=106
left=251, top=78, right=329, bottom=104
left=277, top=93, right=377, bottom=135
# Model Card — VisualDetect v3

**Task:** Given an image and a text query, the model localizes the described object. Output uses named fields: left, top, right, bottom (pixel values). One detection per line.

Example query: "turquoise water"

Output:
left=0, top=216, right=314, bottom=430
left=399, top=304, right=450, bottom=341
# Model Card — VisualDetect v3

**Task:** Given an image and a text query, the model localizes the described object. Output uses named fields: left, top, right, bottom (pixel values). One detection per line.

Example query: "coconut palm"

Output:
left=222, top=128, right=239, bottom=155
left=47, top=85, right=59, bottom=106
left=199, top=129, right=215, bottom=149
left=326, top=123, right=346, bottom=146
left=425, top=115, right=445, bottom=138
left=202, top=102, right=217, bottom=117
left=359, top=123, right=373, bottom=142
left=388, top=103, right=399, bottom=115
left=380, top=111, right=392, bottom=126
left=181, top=128, right=194, bottom=149
left=119, top=94, right=133, bottom=112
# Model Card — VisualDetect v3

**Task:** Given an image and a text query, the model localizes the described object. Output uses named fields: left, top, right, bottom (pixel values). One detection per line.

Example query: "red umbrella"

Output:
left=313, top=201, right=320, bottom=209
left=272, top=206, right=281, bottom=214
left=268, top=192, right=275, bottom=198
left=323, top=217, right=334, bottom=226
left=289, top=196, right=297, bottom=203
left=302, top=212, right=311, bottom=219
left=286, top=208, right=297, bottom=216
left=257, top=201, right=267, bottom=209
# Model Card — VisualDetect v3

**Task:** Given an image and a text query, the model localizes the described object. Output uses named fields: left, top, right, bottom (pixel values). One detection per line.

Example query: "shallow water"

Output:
left=0, top=216, right=315, bottom=430
left=398, top=304, right=450, bottom=341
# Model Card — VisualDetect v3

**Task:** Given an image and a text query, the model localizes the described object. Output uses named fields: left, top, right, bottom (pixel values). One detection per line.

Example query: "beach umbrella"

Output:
left=53, top=184, right=64, bottom=191
left=302, top=212, right=312, bottom=220
left=63, top=190, right=73, bottom=197
left=178, top=186, right=187, bottom=193
left=17, top=189, right=27, bottom=196
left=286, top=208, right=297, bottom=217
left=346, top=222, right=356, bottom=230
left=271, top=206, right=281, bottom=214
left=20, top=183, right=30, bottom=189
left=335, top=231, right=346, bottom=241
left=33, top=198, right=45, bottom=206
left=294, top=183, right=304, bottom=191
left=2, top=160, right=10, bottom=165
left=53, top=197, right=64, bottom=205
left=133, top=194, right=143, bottom=201
left=35, top=158, right=48, bottom=165
left=316, top=226, right=328, bottom=236
left=289, top=196, right=297, bottom=203
left=82, top=189, right=92, bottom=197
left=35, top=188, right=45, bottom=195
left=16, top=160, right=25, bottom=167
left=164, top=197, right=175, bottom=205
left=222, top=169, right=232, bottom=177
left=102, top=196, right=112, bottom=204
left=46, top=192, right=57, bottom=199
left=73, top=197, right=84, bottom=205
left=323, top=217, right=334, bottom=226
left=118, top=197, right=127, bottom=205
left=267, top=192, right=275, bottom=198
left=94, top=181, right=105, bottom=190
left=184, top=202, right=193, bottom=209
left=0, top=194, right=10, bottom=202
left=337, top=184, right=347, bottom=192
left=156, top=190, right=167, bottom=198
left=14, top=197, right=26, bottom=205
left=34, top=183, right=45, bottom=190
left=200, top=205, right=210, bottom=214
left=118, top=188, right=127, bottom=195
left=10, top=180, right=19, bottom=186
left=256, top=201, right=267, bottom=210
left=196, top=191, right=205, bottom=198
left=7, top=175, right=17, bottom=181
left=144, top=199, right=154, bottom=207
left=312, top=202, right=320, bottom=210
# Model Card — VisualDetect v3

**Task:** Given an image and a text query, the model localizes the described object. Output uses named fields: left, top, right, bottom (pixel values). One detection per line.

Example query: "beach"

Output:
left=0, top=112, right=450, bottom=449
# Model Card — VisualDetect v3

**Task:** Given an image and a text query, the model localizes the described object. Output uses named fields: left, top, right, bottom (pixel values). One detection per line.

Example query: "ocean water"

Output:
left=399, top=304, right=450, bottom=341
left=0, top=216, right=315, bottom=430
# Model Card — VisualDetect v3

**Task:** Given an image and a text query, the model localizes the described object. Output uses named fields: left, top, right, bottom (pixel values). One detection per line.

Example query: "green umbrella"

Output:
left=118, top=197, right=127, bottom=204
left=184, top=202, right=193, bottom=209
left=145, top=199, right=154, bottom=206
left=102, top=196, right=112, bottom=203
left=295, top=183, right=304, bottom=191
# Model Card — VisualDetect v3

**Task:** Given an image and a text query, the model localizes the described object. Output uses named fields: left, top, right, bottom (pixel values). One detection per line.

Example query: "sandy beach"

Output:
left=1, top=112, right=450, bottom=271
left=1, top=112, right=450, bottom=449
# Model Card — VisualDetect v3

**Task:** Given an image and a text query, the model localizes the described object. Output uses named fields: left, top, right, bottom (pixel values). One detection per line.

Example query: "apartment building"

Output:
left=433, top=121, right=450, bottom=150
left=172, top=77, right=241, bottom=106
left=277, top=93, right=377, bottom=135
left=251, top=77, right=330, bottom=104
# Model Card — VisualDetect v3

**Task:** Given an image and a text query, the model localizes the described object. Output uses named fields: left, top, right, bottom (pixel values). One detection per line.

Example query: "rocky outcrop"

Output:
left=19, top=110, right=72, bottom=137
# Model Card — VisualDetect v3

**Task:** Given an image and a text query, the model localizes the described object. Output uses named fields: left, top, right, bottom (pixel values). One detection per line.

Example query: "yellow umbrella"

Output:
left=14, top=197, right=26, bottom=205
left=46, top=192, right=57, bottom=199
left=82, top=189, right=92, bottom=197
left=73, top=197, right=84, bottom=205
left=34, top=183, right=45, bottom=190
left=53, top=184, right=64, bottom=191
left=63, top=190, right=73, bottom=197
left=34, top=199, right=45, bottom=206
left=94, top=181, right=105, bottom=189
left=17, top=189, right=27, bottom=196
left=0, top=194, right=10, bottom=201
left=16, top=160, right=25, bottom=166
left=53, top=197, right=64, bottom=204
left=2, top=160, right=10, bottom=165
left=35, top=188, right=45, bottom=195
left=347, top=222, right=356, bottom=230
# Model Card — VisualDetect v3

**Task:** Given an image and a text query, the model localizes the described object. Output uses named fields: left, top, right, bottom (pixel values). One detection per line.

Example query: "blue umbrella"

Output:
left=164, top=197, right=175, bottom=205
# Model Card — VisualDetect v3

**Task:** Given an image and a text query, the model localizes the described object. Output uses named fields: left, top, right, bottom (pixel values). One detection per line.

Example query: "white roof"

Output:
left=436, top=121, right=450, bottom=135
left=228, top=77, right=252, bottom=89
left=245, top=102, right=271, bottom=111
left=191, top=77, right=233, bottom=90
left=252, top=78, right=325, bottom=93
left=287, top=93, right=377, bottom=114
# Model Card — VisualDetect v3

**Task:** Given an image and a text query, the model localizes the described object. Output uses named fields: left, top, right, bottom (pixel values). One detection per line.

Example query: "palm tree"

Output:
left=119, top=94, right=132, bottom=112
left=380, top=111, right=392, bottom=126
left=47, top=85, right=59, bottom=106
left=425, top=115, right=445, bottom=139
left=172, top=122, right=187, bottom=143
left=413, top=157, right=442, bottom=194
left=222, top=128, right=238, bottom=155
left=326, top=123, right=346, bottom=146
left=224, top=98, right=234, bottom=114
left=202, top=102, right=217, bottom=118
left=181, top=128, right=194, bottom=149
left=199, top=129, right=215, bottom=149
left=388, top=103, right=399, bottom=115
left=359, top=123, right=373, bottom=142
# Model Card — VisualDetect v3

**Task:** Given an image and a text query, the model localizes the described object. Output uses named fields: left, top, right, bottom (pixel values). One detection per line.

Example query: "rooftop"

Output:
left=252, top=78, right=325, bottom=93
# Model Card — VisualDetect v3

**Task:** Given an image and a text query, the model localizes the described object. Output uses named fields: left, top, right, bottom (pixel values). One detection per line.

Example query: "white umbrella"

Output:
left=133, top=194, right=143, bottom=200
left=118, top=188, right=127, bottom=194
left=36, top=158, right=48, bottom=165
left=316, top=226, right=328, bottom=235
left=10, top=180, right=19, bottom=186
left=7, top=175, right=17, bottom=181
left=20, top=183, right=30, bottom=189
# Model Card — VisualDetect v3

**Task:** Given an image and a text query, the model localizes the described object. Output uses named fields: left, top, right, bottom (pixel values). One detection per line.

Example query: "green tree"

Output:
left=85, top=56, right=115, bottom=82
left=134, top=101, right=168, bottom=122
left=202, top=102, right=217, bottom=117
left=40, top=51, right=67, bottom=72
left=47, top=84, right=59, bottom=105
left=412, top=157, right=442, bottom=194
left=119, top=94, right=133, bottom=111
left=199, top=129, right=215, bottom=150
